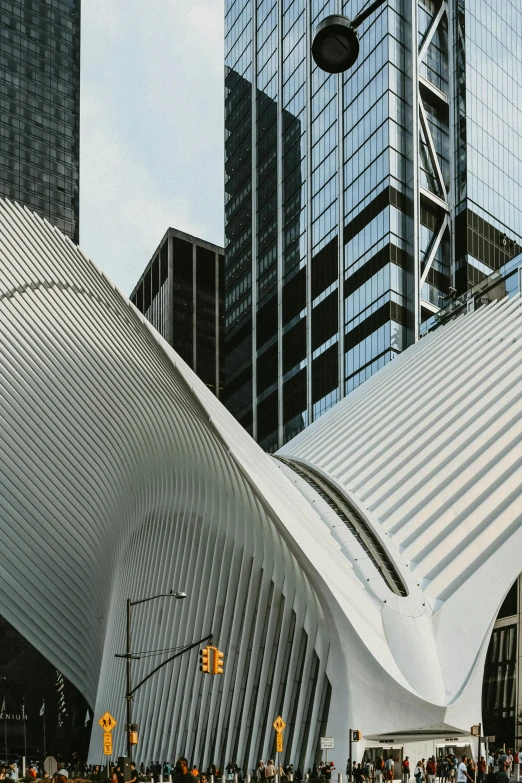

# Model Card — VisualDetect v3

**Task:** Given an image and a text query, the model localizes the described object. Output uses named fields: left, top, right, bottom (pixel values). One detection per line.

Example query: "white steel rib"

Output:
left=0, top=199, right=520, bottom=766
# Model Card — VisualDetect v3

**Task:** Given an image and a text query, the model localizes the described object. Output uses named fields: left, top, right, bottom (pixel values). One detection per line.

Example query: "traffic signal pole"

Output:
left=126, top=598, right=132, bottom=762
left=127, top=634, right=213, bottom=696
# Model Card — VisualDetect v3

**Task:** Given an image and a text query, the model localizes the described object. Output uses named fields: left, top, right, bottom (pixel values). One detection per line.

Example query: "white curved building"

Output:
left=0, top=199, right=520, bottom=769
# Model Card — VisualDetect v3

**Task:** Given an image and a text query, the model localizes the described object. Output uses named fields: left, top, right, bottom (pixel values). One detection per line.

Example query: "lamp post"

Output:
left=124, top=591, right=186, bottom=762
left=311, top=0, right=388, bottom=73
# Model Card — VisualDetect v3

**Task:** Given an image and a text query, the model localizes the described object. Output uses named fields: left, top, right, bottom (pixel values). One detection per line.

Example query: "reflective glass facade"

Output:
left=223, top=0, right=522, bottom=450
left=0, top=0, right=80, bottom=243
left=131, top=228, right=225, bottom=398
left=455, top=0, right=522, bottom=292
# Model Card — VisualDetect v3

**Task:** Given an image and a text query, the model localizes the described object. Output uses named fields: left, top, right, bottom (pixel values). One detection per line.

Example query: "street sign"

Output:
left=273, top=716, right=286, bottom=733
left=98, top=712, right=117, bottom=731
left=321, top=737, right=335, bottom=749
left=44, top=757, right=58, bottom=776
left=103, top=731, right=113, bottom=756
left=276, top=733, right=283, bottom=753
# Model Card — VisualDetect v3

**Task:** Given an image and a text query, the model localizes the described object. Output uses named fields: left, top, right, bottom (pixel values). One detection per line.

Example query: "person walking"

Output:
left=173, top=759, right=197, bottom=783
left=427, top=758, right=436, bottom=783
left=265, top=761, right=275, bottom=783
left=497, top=762, right=510, bottom=783
left=375, top=757, right=384, bottom=783
left=402, top=758, right=410, bottom=783
left=384, top=758, right=394, bottom=782
left=457, top=757, right=472, bottom=783
left=354, top=764, right=365, bottom=783
left=413, top=763, right=423, bottom=783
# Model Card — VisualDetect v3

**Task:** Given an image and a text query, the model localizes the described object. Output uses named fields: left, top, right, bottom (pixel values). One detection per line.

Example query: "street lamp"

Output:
left=124, top=591, right=186, bottom=762
left=311, top=0, right=388, bottom=73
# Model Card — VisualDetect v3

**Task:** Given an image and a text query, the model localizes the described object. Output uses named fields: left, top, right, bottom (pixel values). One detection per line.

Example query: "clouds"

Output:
left=80, top=0, right=224, bottom=294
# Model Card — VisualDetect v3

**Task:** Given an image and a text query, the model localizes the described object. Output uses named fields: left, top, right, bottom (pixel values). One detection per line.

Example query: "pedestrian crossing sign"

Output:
left=98, top=712, right=117, bottom=731
left=273, top=716, right=286, bottom=733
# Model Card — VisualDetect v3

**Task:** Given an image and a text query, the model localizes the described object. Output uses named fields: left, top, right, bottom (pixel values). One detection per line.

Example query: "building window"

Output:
left=482, top=625, right=517, bottom=748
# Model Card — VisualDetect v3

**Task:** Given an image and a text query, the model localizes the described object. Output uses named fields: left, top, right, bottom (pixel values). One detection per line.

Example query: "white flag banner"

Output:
left=39, top=701, right=45, bottom=717
left=85, top=709, right=90, bottom=727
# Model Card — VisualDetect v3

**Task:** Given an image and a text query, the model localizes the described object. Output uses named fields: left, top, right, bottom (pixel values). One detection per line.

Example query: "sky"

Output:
left=79, top=0, right=225, bottom=295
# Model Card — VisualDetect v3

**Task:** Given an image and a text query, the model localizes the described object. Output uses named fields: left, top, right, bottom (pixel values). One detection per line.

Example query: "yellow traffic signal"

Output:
left=352, top=729, right=361, bottom=742
left=200, top=647, right=210, bottom=673
left=213, top=649, right=224, bottom=675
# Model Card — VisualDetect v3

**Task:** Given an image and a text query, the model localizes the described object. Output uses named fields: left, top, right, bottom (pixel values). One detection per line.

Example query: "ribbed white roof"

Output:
left=280, top=295, right=522, bottom=611
left=1, top=197, right=519, bottom=752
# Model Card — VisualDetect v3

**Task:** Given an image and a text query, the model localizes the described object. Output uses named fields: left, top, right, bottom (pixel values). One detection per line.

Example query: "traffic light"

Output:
left=351, top=730, right=361, bottom=742
left=200, top=646, right=210, bottom=673
left=213, top=649, right=224, bottom=675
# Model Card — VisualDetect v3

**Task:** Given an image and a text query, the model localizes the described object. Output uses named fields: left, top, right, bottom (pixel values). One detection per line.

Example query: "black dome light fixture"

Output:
left=312, top=0, right=388, bottom=73
left=312, top=15, right=359, bottom=74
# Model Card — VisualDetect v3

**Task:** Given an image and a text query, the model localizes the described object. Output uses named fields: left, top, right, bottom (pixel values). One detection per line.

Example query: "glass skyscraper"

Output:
left=0, top=0, right=80, bottom=242
left=223, top=0, right=522, bottom=451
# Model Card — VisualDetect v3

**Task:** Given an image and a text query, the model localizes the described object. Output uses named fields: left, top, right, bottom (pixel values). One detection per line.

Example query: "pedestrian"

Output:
left=354, top=764, right=365, bottom=783
left=427, top=758, right=436, bottom=783
left=413, top=763, right=423, bottom=783
left=457, top=757, right=472, bottom=783
left=265, top=761, right=275, bottom=782
left=401, top=758, right=410, bottom=783
left=173, top=759, right=196, bottom=783
left=497, top=762, right=510, bottom=783
left=375, top=757, right=384, bottom=783
left=384, top=759, right=394, bottom=782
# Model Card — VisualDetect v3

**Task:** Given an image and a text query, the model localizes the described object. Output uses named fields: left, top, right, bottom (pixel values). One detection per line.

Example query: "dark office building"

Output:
left=0, top=0, right=83, bottom=757
left=0, top=0, right=80, bottom=242
left=0, top=616, right=91, bottom=759
left=130, top=228, right=225, bottom=398
left=223, top=0, right=522, bottom=452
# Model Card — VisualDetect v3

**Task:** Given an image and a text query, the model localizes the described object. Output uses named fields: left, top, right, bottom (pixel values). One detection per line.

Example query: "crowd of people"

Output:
left=346, top=750, right=522, bottom=783
left=0, top=750, right=520, bottom=783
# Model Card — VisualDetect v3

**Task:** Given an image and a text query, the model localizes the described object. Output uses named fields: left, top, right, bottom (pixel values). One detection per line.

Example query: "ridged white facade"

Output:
left=0, top=199, right=520, bottom=768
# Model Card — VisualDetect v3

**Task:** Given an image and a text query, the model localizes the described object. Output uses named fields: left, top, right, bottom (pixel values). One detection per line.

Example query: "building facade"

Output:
left=424, top=253, right=522, bottom=750
left=2, top=199, right=522, bottom=767
left=223, top=0, right=522, bottom=451
left=0, top=0, right=80, bottom=243
left=130, top=228, right=224, bottom=398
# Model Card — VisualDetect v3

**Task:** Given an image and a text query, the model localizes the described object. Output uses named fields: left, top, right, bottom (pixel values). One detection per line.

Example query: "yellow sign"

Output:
left=103, top=731, right=113, bottom=756
left=98, top=712, right=117, bottom=732
left=273, top=716, right=286, bottom=733
left=276, top=733, right=283, bottom=753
